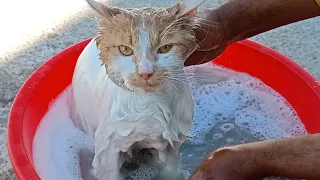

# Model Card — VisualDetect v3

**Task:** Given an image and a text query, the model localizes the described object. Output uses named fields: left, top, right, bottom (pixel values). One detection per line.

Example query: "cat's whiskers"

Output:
left=168, top=76, right=188, bottom=80
left=167, top=79, right=189, bottom=85
left=159, top=70, right=189, bottom=88
left=168, top=71, right=187, bottom=77
left=164, top=80, right=181, bottom=93
left=167, top=80, right=189, bottom=87
left=166, top=74, right=187, bottom=80
left=166, top=74, right=189, bottom=84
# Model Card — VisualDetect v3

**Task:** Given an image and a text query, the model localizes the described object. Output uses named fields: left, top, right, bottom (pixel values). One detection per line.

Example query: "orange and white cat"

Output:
left=69, top=0, right=205, bottom=179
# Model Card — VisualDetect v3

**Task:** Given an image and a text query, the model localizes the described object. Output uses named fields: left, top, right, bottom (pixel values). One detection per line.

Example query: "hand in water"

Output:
left=189, top=134, right=320, bottom=180
left=188, top=148, right=257, bottom=180
left=185, top=10, right=227, bottom=66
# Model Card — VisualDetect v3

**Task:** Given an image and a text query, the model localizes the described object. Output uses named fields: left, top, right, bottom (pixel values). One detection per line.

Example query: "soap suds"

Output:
left=33, top=63, right=307, bottom=180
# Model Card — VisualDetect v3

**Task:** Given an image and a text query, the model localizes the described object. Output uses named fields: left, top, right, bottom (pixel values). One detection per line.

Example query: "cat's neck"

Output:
left=106, top=76, right=187, bottom=99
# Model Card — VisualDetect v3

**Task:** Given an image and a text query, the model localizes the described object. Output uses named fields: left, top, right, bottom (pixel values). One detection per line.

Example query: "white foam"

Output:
left=185, top=63, right=307, bottom=145
left=220, top=123, right=235, bottom=132
left=33, top=63, right=307, bottom=180
left=212, top=132, right=223, bottom=140
left=32, top=87, right=94, bottom=180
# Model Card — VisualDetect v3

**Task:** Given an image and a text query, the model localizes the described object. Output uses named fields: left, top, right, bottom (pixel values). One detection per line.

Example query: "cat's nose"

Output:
left=139, top=72, right=153, bottom=80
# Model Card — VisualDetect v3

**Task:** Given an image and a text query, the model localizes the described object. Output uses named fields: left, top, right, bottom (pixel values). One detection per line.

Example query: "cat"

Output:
left=68, top=0, right=205, bottom=179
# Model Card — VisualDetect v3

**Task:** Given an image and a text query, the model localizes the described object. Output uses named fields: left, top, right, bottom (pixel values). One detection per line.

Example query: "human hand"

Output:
left=185, top=10, right=228, bottom=66
left=189, top=134, right=320, bottom=180
left=188, top=147, right=261, bottom=180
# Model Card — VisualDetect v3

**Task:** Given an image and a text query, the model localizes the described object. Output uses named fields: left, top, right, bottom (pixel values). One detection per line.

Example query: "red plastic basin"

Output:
left=7, top=38, right=320, bottom=180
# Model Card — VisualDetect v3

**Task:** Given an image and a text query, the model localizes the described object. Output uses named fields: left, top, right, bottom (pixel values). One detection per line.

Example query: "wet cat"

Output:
left=69, top=0, right=206, bottom=179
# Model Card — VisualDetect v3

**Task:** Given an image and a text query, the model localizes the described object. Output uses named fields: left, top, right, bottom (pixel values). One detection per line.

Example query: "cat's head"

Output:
left=87, top=0, right=203, bottom=93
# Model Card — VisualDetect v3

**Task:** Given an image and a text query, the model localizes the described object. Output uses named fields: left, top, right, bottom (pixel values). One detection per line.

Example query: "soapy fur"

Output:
left=68, top=0, right=231, bottom=179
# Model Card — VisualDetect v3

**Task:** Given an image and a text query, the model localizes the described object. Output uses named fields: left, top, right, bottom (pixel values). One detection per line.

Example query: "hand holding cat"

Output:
left=185, top=0, right=320, bottom=66
left=185, top=9, right=227, bottom=66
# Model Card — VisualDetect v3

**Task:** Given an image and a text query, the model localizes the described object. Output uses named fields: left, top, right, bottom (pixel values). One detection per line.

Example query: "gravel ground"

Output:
left=1, top=0, right=319, bottom=179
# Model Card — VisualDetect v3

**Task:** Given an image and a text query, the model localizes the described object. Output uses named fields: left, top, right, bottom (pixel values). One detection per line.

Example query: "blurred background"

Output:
left=0, top=0, right=319, bottom=179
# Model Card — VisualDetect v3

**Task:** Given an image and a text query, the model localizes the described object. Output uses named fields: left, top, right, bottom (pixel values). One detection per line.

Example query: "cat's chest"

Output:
left=105, top=94, right=172, bottom=149
left=108, top=114, right=169, bottom=151
left=108, top=91, right=170, bottom=123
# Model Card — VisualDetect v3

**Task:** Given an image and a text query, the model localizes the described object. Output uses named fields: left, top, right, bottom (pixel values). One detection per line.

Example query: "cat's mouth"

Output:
left=127, top=77, right=163, bottom=93
left=124, top=70, right=168, bottom=93
left=136, top=80, right=162, bottom=92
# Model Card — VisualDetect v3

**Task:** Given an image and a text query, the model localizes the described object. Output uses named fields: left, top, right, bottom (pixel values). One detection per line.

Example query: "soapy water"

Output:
left=33, top=63, right=307, bottom=180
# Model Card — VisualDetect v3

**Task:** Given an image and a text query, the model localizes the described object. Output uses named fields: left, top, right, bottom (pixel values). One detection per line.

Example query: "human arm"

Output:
left=188, top=133, right=320, bottom=180
left=185, top=0, right=320, bottom=66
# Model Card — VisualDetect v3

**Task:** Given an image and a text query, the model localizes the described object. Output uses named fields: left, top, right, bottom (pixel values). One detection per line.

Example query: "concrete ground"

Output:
left=0, top=0, right=319, bottom=179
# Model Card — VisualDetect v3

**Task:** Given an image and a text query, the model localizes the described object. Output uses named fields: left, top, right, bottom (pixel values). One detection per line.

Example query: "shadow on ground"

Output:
left=0, top=9, right=97, bottom=180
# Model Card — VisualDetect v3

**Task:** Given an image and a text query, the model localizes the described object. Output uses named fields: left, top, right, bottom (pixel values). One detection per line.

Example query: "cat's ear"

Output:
left=166, top=0, right=204, bottom=18
left=86, top=0, right=123, bottom=18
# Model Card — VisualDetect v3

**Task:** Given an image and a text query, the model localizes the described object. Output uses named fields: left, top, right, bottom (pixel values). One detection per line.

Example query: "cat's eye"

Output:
left=118, top=45, right=134, bottom=56
left=157, top=44, right=173, bottom=54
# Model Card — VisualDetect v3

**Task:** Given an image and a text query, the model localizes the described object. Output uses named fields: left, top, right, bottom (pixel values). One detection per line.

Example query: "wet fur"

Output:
left=94, top=4, right=198, bottom=93
left=69, top=0, right=204, bottom=179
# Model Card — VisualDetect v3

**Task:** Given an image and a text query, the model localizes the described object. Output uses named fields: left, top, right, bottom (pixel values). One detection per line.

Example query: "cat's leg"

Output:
left=92, top=125, right=124, bottom=180
left=92, top=146, right=123, bottom=180
left=164, top=144, right=180, bottom=171
left=165, top=133, right=186, bottom=171
left=157, top=144, right=184, bottom=180
left=157, top=148, right=168, bottom=164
